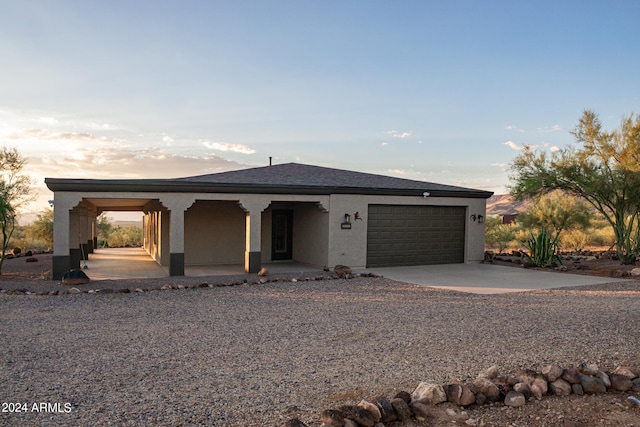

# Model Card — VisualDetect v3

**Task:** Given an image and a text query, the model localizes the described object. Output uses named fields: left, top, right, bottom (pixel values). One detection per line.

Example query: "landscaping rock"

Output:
left=513, top=382, right=531, bottom=399
left=472, top=377, right=500, bottom=402
left=390, top=398, right=411, bottom=422
left=374, top=396, right=396, bottom=423
left=530, top=375, right=548, bottom=399
left=595, top=370, right=611, bottom=388
left=393, top=391, right=411, bottom=403
left=321, top=409, right=345, bottom=427
left=572, top=383, right=584, bottom=395
left=357, top=400, right=381, bottom=423
left=258, top=267, right=269, bottom=276
left=580, top=374, right=606, bottom=394
left=562, top=367, right=582, bottom=384
left=333, top=265, right=352, bottom=277
left=609, top=373, right=633, bottom=391
left=504, top=391, right=526, bottom=407
left=478, top=365, right=499, bottom=379
left=550, top=378, right=572, bottom=396
left=62, top=269, right=90, bottom=286
left=579, top=362, right=599, bottom=375
left=412, top=381, right=447, bottom=404
left=410, top=401, right=430, bottom=421
left=613, top=366, right=637, bottom=378
left=542, top=364, right=563, bottom=382
left=281, top=419, right=307, bottom=427
left=337, top=405, right=375, bottom=427
left=446, top=383, right=476, bottom=406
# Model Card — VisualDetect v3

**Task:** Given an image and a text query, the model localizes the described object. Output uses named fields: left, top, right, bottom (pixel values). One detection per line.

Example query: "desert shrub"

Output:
left=523, top=228, right=563, bottom=267
left=561, top=229, right=590, bottom=251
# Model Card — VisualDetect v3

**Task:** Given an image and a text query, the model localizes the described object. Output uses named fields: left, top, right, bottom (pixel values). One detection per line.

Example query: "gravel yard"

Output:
left=2, top=272, right=640, bottom=426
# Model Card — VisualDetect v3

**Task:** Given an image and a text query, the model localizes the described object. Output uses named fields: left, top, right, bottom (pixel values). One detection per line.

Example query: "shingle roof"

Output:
left=46, top=162, right=493, bottom=198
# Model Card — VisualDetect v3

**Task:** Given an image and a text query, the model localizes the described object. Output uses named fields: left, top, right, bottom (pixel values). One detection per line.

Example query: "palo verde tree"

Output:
left=519, top=192, right=591, bottom=237
left=26, top=208, right=54, bottom=249
left=0, top=147, right=33, bottom=273
left=509, top=110, right=640, bottom=264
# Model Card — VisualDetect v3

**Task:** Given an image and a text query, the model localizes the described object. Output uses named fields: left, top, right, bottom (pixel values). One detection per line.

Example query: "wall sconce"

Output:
left=470, top=214, right=485, bottom=223
left=341, top=213, right=352, bottom=229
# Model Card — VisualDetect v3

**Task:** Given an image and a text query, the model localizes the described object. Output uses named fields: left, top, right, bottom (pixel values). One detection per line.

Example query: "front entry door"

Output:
left=272, top=210, right=293, bottom=260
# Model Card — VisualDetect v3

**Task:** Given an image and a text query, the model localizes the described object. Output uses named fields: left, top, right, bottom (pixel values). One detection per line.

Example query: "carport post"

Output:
left=239, top=197, right=271, bottom=274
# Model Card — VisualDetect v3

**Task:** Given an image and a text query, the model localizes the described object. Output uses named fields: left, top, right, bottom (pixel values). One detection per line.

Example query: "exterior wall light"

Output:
left=470, top=214, right=485, bottom=223
left=341, top=213, right=352, bottom=229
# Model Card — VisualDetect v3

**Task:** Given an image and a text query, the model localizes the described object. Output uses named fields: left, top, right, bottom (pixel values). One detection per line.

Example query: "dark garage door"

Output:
left=367, top=205, right=466, bottom=267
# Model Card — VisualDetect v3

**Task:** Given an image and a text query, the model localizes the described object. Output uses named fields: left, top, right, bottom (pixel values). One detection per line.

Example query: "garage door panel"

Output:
left=367, top=204, right=465, bottom=267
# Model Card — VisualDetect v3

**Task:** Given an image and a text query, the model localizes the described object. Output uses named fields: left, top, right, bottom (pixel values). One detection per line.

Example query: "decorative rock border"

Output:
left=0, top=272, right=381, bottom=296
left=282, top=363, right=640, bottom=427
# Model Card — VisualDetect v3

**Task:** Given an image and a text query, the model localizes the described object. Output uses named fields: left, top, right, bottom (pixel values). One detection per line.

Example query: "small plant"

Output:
left=523, top=228, right=563, bottom=267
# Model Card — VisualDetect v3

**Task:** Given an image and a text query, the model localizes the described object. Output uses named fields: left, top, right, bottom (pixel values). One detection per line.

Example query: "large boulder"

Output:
left=62, top=269, right=90, bottom=286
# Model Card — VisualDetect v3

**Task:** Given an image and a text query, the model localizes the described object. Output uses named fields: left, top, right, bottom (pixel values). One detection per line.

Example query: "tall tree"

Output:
left=0, top=147, right=33, bottom=273
left=27, top=208, right=54, bottom=249
left=509, top=110, right=640, bottom=264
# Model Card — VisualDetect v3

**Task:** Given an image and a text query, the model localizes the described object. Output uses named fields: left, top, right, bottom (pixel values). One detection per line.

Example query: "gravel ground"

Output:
left=1, top=274, right=639, bottom=426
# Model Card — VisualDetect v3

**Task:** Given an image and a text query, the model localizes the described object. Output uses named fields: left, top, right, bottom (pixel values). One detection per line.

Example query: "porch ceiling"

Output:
left=83, top=197, right=155, bottom=211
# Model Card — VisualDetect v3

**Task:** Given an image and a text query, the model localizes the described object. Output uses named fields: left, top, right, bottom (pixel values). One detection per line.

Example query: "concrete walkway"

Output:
left=84, top=247, right=322, bottom=280
left=84, top=248, right=168, bottom=280
left=368, top=263, right=630, bottom=294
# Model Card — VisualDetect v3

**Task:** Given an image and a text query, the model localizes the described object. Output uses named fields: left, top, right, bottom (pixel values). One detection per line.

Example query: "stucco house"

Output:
left=45, top=163, right=493, bottom=280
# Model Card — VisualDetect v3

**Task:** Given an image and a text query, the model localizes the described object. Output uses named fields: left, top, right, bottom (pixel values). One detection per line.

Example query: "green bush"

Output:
left=12, top=247, right=21, bottom=255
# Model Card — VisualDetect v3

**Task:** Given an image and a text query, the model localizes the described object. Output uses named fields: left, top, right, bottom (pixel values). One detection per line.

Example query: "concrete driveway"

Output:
left=367, top=263, right=629, bottom=294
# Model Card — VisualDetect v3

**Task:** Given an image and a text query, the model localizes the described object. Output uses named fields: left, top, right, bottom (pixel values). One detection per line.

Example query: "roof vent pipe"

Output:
left=269, top=156, right=272, bottom=166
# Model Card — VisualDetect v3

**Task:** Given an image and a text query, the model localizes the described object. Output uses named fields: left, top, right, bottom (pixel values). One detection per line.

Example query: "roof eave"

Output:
left=45, top=178, right=493, bottom=199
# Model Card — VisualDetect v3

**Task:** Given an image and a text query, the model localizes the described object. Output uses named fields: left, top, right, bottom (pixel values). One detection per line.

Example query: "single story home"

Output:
left=45, top=162, right=493, bottom=280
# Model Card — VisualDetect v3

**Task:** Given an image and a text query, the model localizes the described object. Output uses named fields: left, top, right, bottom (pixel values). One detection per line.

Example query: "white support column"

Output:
left=159, top=195, right=195, bottom=276
left=238, top=196, right=271, bottom=273
left=52, top=193, right=83, bottom=280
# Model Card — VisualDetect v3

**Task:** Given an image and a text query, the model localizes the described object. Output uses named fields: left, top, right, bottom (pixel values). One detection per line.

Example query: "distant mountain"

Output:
left=486, top=194, right=532, bottom=216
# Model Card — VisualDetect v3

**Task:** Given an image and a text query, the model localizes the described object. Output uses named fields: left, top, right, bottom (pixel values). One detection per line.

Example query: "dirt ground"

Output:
left=2, top=253, right=639, bottom=426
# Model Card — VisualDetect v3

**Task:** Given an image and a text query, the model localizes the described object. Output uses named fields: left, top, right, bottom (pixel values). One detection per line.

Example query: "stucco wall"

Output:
left=292, top=202, right=329, bottom=267
left=184, top=200, right=245, bottom=265
left=262, top=202, right=329, bottom=266
left=327, top=194, right=487, bottom=269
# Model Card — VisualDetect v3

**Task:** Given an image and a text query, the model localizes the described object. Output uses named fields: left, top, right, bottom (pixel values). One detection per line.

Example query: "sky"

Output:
left=1, top=0, right=639, bottom=220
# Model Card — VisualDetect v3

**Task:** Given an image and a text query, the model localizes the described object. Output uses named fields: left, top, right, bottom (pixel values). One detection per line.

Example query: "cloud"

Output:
left=162, top=133, right=174, bottom=144
left=24, top=145, right=253, bottom=213
left=202, top=141, right=256, bottom=154
left=386, top=130, right=412, bottom=138
left=505, top=125, right=524, bottom=133
left=503, top=140, right=524, bottom=151
left=381, top=142, right=389, bottom=146
left=537, top=125, right=562, bottom=133
left=549, top=146, right=560, bottom=153
left=7, top=128, right=126, bottom=145
left=491, top=162, right=507, bottom=167
left=388, top=169, right=407, bottom=175
left=38, top=117, right=59, bottom=125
